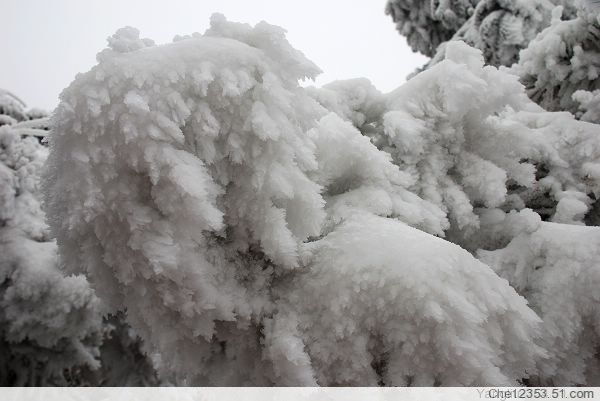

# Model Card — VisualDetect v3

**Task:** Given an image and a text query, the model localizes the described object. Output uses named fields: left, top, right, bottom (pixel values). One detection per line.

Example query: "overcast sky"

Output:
left=1, top=0, right=427, bottom=111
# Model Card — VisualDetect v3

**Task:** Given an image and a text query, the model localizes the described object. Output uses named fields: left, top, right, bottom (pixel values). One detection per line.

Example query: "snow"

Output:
left=462, top=0, right=554, bottom=66
left=5, top=1, right=600, bottom=388
left=480, top=220, right=600, bottom=385
left=0, top=90, right=28, bottom=122
left=385, top=0, right=478, bottom=57
left=274, top=213, right=544, bottom=386
left=574, top=89, right=600, bottom=123
left=386, top=0, right=578, bottom=70
left=0, top=125, right=103, bottom=385
left=308, top=113, right=448, bottom=236
left=514, top=6, right=600, bottom=114
left=41, top=14, right=591, bottom=386
left=43, top=14, right=330, bottom=385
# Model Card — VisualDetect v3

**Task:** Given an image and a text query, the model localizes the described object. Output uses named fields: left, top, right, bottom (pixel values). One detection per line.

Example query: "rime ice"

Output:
left=37, top=5, right=600, bottom=387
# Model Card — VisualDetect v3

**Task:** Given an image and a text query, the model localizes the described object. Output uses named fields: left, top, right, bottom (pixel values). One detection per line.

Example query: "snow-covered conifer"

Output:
left=80, top=314, right=159, bottom=386
left=385, top=0, right=578, bottom=67
left=0, top=90, right=28, bottom=123
left=270, top=213, right=544, bottom=385
left=385, top=0, right=479, bottom=57
left=456, top=0, right=555, bottom=67
left=360, top=41, right=600, bottom=247
left=513, top=3, right=600, bottom=115
left=0, top=124, right=103, bottom=385
left=306, top=79, right=385, bottom=136
left=480, top=213, right=600, bottom=385
left=574, top=89, right=600, bottom=123
left=44, top=15, right=329, bottom=385
left=44, top=15, right=549, bottom=385
left=386, top=0, right=599, bottom=119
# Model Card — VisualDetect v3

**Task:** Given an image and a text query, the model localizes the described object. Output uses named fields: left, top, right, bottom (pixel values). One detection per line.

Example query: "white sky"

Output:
left=0, top=0, right=427, bottom=111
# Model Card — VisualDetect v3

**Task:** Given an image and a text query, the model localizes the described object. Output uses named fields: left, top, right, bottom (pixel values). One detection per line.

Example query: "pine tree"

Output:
left=0, top=113, right=103, bottom=385
left=37, top=1, right=600, bottom=387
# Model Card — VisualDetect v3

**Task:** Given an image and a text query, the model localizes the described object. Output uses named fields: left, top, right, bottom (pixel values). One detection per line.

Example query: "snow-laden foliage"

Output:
left=45, top=17, right=312, bottom=385
left=9, top=118, right=50, bottom=144
left=0, top=88, right=50, bottom=144
left=0, top=90, right=50, bottom=135
left=308, top=3, right=600, bottom=386
left=0, top=90, right=28, bottom=123
left=377, top=41, right=535, bottom=236
left=574, top=88, right=600, bottom=123
left=308, top=113, right=448, bottom=236
left=387, top=0, right=600, bottom=120
left=514, top=4, right=600, bottom=115
left=44, top=16, right=329, bottom=384
left=0, top=124, right=103, bottom=385
left=79, top=314, right=159, bottom=386
left=385, top=0, right=577, bottom=67
left=0, top=90, right=159, bottom=386
left=44, top=15, right=551, bottom=385
left=385, top=40, right=600, bottom=383
left=271, top=213, right=543, bottom=386
left=310, top=41, right=600, bottom=244
left=385, top=0, right=479, bottom=57
left=480, top=212, right=600, bottom=385
left=455, top=0, right=555, bottom=67
left=305, top=79, right=385, bottom=135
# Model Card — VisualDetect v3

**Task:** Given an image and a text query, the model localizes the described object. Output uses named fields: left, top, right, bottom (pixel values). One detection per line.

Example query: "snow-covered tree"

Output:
left=0, top=122, right=104, bottom=385
left=309, top=37, right=600, bottom=386
left=385, top=0, right=479, bottom=57
left=0, top=89, right=50, bottom=144
left=387, top=0, right=583, bottom=64
left=386, top=1, right=598, bottom=115
left=514, top=3, right=600, bottom=115
left=0, top=89, right=159, bottom=386
left=385, top=0, right=574, bottom=65
left=0, top=90, right=28, bottom=124
left=382, top=1, right=600, bottom=386
left=454, top=0, right=555, bottom=67
left=480, top=212, right=600, bottom=385
left=78, top=313, right=159, bottom=386
left=42, top=16, right=557, bottom=386
left=574, top=89, right=600, bottom=123
left=311, top=41, right=600, bottom=240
